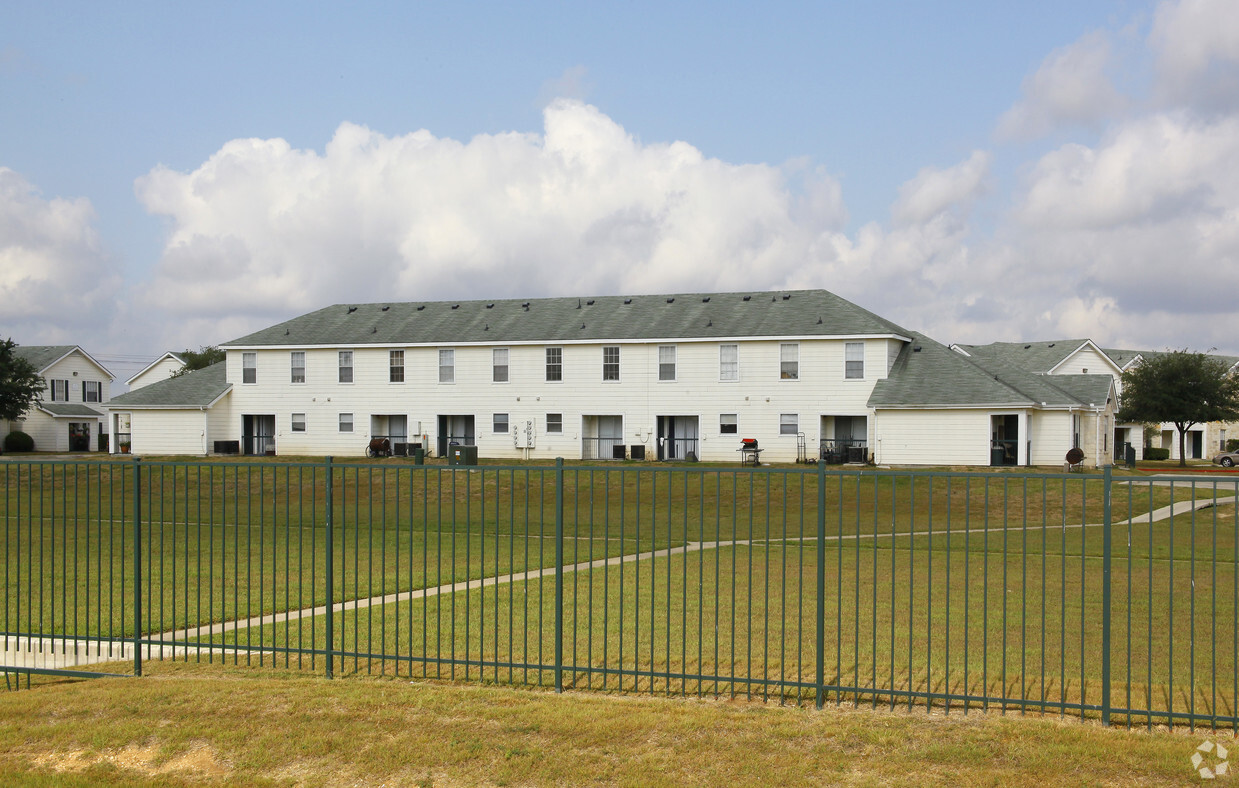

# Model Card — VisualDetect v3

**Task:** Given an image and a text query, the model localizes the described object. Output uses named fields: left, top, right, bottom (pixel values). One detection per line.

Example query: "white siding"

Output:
left=219, top=338, right=896, bottom=462
left=130, top=410, right=207, bottom=455
left=1054, top=346, right=1117, bottom=377
left=128, top=357, right=183, bottom=390
left=873, top=409, right=992, bottom=466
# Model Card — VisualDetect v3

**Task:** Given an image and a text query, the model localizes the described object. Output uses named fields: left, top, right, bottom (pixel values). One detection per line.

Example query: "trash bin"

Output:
left=449, top=445, right=478, bottom=466
left=1125, top=443, right=1136, bottom=468
left=413, top=447, right=425, bottom=465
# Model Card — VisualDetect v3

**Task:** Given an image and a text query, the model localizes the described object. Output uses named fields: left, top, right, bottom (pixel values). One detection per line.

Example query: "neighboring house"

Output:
left=870, top=335, right=1117, bottom=468
left=108, top=290, right=916, bottom=463
left=1104, top=348, right=1239, bottom=460
left=5, top=345, right=114, bottom=452
left=107, top=363, right=231, bottom=455
left=126, top=352, right=185, bottom=390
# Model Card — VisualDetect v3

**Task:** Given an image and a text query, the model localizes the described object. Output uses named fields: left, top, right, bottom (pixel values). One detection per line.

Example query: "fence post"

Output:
left=1101, top=464, right=1112, bottom=726
left=816, top=459, right=826, bottom=709
left=554, top=457, right=564, bottom=693
left=324, top=456, right=334, bottom=679
left=132, top=456, right=142, bottom=677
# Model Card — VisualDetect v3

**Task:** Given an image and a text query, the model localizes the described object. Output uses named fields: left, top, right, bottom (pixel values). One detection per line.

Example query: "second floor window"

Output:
left=845, top=342, right=864, bottom=379
left=546, top=347, right=562, bottom=381
left=243, top=352, right=256, bottom=384
left=780, top=343, right=799, bottom=380
left=389, top=350, right=404, bottom=383
left=50, top=379, right=68, bottom=401
left=439, top=349, right=454, bottom=383
left=82, top=381, right=101, bottom=403
left=291, top=351, right=305, bottom=383
left=603, top=346, right=620, bottom=381
left=720, top=344, right=739, bottom=381
left=493, top=348, right=509, bottom=382
left=338, top=350, right=353, bottom=383
left=658, top=345, right=676, bottom=381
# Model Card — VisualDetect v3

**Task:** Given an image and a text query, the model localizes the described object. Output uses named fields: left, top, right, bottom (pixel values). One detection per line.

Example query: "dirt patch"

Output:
left=31, top=740, right=229, bottom=779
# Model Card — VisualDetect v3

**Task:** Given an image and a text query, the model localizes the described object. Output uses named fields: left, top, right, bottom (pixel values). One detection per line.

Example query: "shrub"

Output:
left=1227, top=439, right=1239, bottom=453
left=3, top=430, right=34, bottom=453
left=1144, top=447, right=1170, bottom=461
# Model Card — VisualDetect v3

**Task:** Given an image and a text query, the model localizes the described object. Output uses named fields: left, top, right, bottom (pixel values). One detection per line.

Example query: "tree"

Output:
left=0, top=338, right=45, bottom=422
left=171, top=346, right=226, bottom=378
left=1117, top=349, right=1239, bottom=467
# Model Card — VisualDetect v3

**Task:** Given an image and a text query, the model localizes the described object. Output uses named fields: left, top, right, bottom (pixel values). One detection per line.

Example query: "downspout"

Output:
left=1093, top=405, right=1101, bottom=468
left=202, top=406, right=209, bottom=456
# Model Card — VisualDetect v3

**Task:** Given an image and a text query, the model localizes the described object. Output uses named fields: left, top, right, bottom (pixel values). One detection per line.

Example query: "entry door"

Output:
left=68, top=422, right=91, bottom=452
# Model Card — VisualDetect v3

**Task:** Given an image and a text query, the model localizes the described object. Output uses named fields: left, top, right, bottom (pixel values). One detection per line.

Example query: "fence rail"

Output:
left=3, top=457, right=1238, bottom=730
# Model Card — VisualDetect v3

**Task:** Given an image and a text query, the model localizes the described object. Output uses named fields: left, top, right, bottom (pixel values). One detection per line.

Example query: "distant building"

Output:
left=6, top=345, right=114, bottom=452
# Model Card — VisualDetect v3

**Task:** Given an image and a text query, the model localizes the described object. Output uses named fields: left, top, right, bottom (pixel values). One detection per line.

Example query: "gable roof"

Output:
left=14, top=345, right=114, bottom=378
left=1103, top=348, right=1239, bottom=374
left=871, top=333, right=1113, bottom=410
left=955, top=339, right=1123, bottom=377
left=125, top=352, right=186, bottom=386
left=221, top=290, right=913, bottom=348
left=108, top=362, right=230, bottom=409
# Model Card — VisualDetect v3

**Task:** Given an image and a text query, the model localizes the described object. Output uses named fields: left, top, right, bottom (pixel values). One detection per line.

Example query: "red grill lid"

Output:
left=741, top=438, right=758, bottom=446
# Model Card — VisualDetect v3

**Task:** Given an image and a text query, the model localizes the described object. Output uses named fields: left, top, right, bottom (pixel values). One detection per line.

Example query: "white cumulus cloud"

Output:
left=997, top=32, right=1125, bottom=140
left=0, top=167, right=120, bottom=343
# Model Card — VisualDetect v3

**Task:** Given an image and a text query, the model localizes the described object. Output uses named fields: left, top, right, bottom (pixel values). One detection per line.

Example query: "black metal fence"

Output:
left=3, top=457, right=1238, bottom=730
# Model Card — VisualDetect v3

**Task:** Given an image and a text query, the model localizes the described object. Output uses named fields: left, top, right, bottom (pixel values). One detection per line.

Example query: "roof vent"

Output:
left=581, top=323, right=586, bottom=329
left=702, top=297, right=710, bottom=303
left=1048, top=343, right=1055, bottom=347
left=782, top=294, right=791, bottom=300
left=417, top=305, right=425, bottom=311
left=486, top=303, right=494, bottom=309
left=817, top=317, right=822, bottom=324
left=485, top=324, right=489, bottom=331
left=707, top=319, right=712, bottom=327
left=586, top=299, right=595, bottom=306
left=284, top=329, right=289, bottom=336
left=624, top=298, right=632, bottom=304
left=913, top=345, right=922, bottom=352
left=772, top=295, right=777, bottom=301
left=347, top=306, right=357, bottom=314
left=451, top=304, right=459, bottom=310
left=522, top=302, right=530, bottom=310
left=381, top=306, right=390, bottom=312
left=743, top=295, right=751, bottom=301
left=1024, top=344, right=1030, bottom=349
left=371, top=327, right=378, bottom=334
left=576, top=299, right=582, bottom=309
left=666, top=297, right=674, bottom=304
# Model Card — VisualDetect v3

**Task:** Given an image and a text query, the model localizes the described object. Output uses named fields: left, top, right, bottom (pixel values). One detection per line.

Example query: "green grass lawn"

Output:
left=4, top=458, right=1239, bottom=730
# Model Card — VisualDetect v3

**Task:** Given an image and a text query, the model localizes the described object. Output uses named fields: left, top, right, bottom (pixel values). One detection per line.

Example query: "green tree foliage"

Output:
left=1117, top=349, right=1239, bottom=467
left=171, top=346, right=226, bottom=377
left=0, top=339, right=45, bottom=422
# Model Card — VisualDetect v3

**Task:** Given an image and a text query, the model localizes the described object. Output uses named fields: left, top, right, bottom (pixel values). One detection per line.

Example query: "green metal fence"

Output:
left=2, top=457, right=1237, bottom=730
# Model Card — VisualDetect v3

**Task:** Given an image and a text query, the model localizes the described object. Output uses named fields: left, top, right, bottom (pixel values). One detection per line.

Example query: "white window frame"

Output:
left=338, top=413, right=353, bottom=433
left=720, top=344, right=739, bottom=381
left=493, top=348, right=509, bottom=383
left=720, top=414, right=738, bottom=434
left=389, top=350, right=404, bottom=383
left=545, top=347, right=562, bottom=382
left=82, top=380, right=102, bottom=403
left=243, top=352, right=257, bottom=384
left=338, top=350, right=353, bottom=384
left=439, top=348, right=454, bottom=384
left=780, top=343, right=799, bottom=380
left=602, top=346, right=620, bottom=382
left=547, top=413, right=563, bottom=433
left=779, top=413, right=799, bottom=435
left=493, top=413, right=509, bottom=433
left=291, top=351, right=306, bottom=384
left=291, top=413, right=306, bottom=432
left=658, top=345, right=676, bottom=382
left=845, top=342, right=864, bottom=380
left=50, top=379, right=68, bottom=402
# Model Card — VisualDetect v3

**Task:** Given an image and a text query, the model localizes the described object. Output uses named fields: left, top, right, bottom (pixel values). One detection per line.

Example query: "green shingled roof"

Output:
left=108, top=363, right=230, bottom=409
left=38, top=403, right=104, bottom=418
left=1104, top=348, right=1239, bottom=372
left=221, top=290, right=912, bottom=348
left=955, top=339, right=1100, bottom=374
left=14, top=345, right=78, bottom=372
left=870, top=333, right=1113, bottom=409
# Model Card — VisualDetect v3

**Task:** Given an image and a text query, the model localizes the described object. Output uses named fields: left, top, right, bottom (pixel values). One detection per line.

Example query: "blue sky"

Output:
left=3, top=0, right=1238, bottom=380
